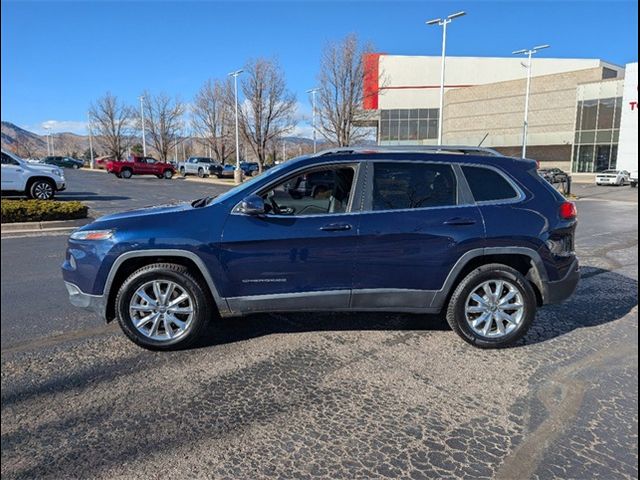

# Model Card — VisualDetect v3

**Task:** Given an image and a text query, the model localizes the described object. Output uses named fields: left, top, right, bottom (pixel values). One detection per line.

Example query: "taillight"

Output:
left=559, top=202, right=577, bottom=220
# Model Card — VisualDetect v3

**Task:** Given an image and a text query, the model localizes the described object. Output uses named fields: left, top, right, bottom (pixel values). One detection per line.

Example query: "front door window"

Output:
left=262, top=166, right=356, bottom=216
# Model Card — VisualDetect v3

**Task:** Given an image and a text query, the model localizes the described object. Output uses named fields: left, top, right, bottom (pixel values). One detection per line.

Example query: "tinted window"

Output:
left=462, top=166, right=519, bottom=202
left=262, top=166, right=355, bottom=216
left=2, top=152, right=20, bottom=165
left=372, top=162, right=457, bottom=210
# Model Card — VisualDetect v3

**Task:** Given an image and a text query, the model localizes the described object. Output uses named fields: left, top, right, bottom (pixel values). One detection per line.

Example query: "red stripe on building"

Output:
left=363, top=53, right=382, bottom=110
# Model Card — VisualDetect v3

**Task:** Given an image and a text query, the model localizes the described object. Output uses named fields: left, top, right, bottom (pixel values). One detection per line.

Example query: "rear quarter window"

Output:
left=462, top=166, right=519, bottom=202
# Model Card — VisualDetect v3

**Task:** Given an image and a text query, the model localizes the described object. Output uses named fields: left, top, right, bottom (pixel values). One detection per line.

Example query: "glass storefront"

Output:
left=379, top=109, right=439, bottom=142
left=572, top=80, right=624, bottom=173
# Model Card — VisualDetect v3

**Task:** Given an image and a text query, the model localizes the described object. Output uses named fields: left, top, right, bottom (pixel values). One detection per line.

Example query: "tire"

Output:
left=28, top=179, right=55, bottom=200
left=446, top=264, right=537, bottom=349
left=180, top=168, right=186, bottom=177
left=115, top=263, right=212, bottom=350
left=73, top=164, right=80, bottom=169
left=631, top=182, right=638, bottom=189
left=121, top=169, right=133, bottom=179
left=197, top=168, right=205, bottom=178
left=163, top=170, right=174, bottom=179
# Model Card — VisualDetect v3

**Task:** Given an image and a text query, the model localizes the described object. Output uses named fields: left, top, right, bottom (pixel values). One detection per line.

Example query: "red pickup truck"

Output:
left=106, top=156, right=176, bottom=179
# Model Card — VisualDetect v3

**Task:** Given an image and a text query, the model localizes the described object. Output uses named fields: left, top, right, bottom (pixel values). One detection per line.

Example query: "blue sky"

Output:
left=1, top=0, right=638, bottom=136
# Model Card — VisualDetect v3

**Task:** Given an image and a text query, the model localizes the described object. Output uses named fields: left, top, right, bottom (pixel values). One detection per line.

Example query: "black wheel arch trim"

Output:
left=429, top=247, right=550, bottom=309
left=102, top=249, right=231, bottom=318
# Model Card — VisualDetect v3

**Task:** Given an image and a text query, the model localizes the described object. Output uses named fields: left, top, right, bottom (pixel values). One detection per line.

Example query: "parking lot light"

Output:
left=139, top=96, right=147, bottom=158
left=228, top=69, right=243, bottom=185
left=426, top=11, right=466, bottom=146
left=512, top=44, right=550, bottom=158
left=306, top=88, right=319, bottom=153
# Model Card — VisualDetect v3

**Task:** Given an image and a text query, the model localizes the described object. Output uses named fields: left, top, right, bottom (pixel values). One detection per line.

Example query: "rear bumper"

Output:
left=540, top=258, right=580, bottom=305
left=64, top=282, right=106, bottom=319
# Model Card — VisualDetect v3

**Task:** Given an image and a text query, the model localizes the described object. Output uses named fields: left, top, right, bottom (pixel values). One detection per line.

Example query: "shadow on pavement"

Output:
left=193, top=266, right=638, bottom=350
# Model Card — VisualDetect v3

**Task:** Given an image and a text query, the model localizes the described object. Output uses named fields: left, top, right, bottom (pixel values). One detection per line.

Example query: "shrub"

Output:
left=1, top=200, right=89, bottom=223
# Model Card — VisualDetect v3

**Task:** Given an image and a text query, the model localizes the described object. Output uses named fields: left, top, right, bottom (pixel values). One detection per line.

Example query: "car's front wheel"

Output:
left=163, top=170, right=174, bottom=179
left=28, top=179, right=55, bottom=200
left=115, top=263, right=212, bottom=350
left=120, top=169, right=133, bottom=179
left=446, top=264, right=537, bottom=349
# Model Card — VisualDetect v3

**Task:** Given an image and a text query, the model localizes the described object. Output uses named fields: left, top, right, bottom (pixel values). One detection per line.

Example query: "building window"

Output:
left=379, top=109, right=439, bottom=142
left=572, top=97, right=623, bottom=173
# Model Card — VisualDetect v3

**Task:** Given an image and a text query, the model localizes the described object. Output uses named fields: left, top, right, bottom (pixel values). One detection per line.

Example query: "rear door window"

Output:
left=371, top=162, right=457, bottom=210
left=462, top=166, right=519, bottom=202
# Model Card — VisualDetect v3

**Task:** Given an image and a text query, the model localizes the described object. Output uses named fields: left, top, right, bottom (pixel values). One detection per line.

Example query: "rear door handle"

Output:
left=443, top=217, right=477, bottom=226
left=320, top=223, right=352, bottom=232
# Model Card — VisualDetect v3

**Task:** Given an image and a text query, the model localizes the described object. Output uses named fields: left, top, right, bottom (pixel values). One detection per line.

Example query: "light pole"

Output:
left=426, top=11, right=466, bottom=146
left=282, top=140, right=286, bottom=162
left=139, top=96, right=147, bottom=157
left=306, top=88, right=319, bottom=153
left=87, top=113, right=95, bottom=169
left=513, top=44, right=550, bottom=159
left=44, top=126, right=51, bottom=156
left=228, top=69, right=243, bottom=184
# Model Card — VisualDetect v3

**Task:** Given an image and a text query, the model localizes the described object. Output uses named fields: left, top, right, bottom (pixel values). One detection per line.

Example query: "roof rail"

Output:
left=313, top=145, right=504, bottom=157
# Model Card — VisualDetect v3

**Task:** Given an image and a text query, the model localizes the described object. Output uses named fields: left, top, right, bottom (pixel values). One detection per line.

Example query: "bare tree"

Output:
left=141, top=92, right=185, bottom=162
left=238, top=58, right=297, bottom=172
left=317, top=34, right=377, bottom=146
left=89, top=92, right=135, bottom=160
left=191, top=79, right=235, bottom=164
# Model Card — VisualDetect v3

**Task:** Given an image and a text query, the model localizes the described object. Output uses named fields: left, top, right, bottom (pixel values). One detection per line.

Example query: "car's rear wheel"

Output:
left=446, top=264, right=536, bottom=349
left=115, top=263, right=211, bottom=350
left=121, top=169, right=133, bottom=179
left=164, top=170, right=174, bottom=179
left=28, top=179, right=55, bottom=200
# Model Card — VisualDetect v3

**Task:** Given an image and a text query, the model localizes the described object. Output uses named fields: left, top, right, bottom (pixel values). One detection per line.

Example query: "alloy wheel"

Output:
left=464, top=280, right=525, bottom=338
left=129, top=280, right=194, bottom=341
left=33, top=182, right=54, bottom=199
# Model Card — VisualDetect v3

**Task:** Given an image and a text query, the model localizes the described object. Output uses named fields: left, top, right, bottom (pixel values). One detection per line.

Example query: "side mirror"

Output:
left=238, top=194, right=266, bottom=215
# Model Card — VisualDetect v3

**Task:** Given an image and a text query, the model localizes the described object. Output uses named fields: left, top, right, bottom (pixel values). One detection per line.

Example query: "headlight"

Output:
left=70, top=229, right=114, bottom=241
left=52, top=168, right=63, bottom=177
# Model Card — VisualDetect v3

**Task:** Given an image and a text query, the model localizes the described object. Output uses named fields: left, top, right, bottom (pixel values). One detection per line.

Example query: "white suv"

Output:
left=1, top=149, right=66, bottom=200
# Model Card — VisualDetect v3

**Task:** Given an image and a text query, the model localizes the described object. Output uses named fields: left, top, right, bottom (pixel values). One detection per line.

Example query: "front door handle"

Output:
left=443, top=217, right=477, bottom=226
left=320, top=223, right=352, bottom=232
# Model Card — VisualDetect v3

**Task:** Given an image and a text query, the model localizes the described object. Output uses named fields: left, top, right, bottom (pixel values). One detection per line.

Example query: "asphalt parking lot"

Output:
left=1, top=170, right=638, bottom=479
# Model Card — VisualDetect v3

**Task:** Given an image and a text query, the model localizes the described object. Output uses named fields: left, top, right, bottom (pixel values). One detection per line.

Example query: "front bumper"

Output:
left=540, top=258, right=580, bottom=305
left=65, top=282, right=106, bottom=318
left=56, top=180, right=66, bottom=191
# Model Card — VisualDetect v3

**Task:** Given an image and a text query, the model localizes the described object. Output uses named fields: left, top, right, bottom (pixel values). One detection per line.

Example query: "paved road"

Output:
left=1, top=181, right=638, bottom=479
left=53, top=168, right=232, bottom=216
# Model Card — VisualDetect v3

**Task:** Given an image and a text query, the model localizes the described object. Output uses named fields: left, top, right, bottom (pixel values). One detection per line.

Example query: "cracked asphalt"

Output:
left=1, top=174, right=638, bottom=479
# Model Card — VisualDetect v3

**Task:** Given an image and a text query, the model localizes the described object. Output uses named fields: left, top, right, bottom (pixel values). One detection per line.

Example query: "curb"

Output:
left=178, top=175, right=237, bottom=186
left=1, top=217, right=93, bottom=233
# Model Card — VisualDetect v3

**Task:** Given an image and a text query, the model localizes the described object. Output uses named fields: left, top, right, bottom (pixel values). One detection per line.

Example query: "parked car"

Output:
left=218, top=164, right=237, bottom=178
left=178, top=157, right=223, bottom=178
left=41, top=156, right=84, bottom=169
left=539, top=168, right=568, bottom=184
left=595, top=169, right=631, bottom=186
left=93, top=156, right=111, bottom=169
left=240, top=162, right=259, bottom=176
left=630, top=170, right=638, bottom=188
left=62, top=147, right=579, bottom=351
left=1, top=149, right=66, bottom=200
left=106, top=156, right=175, bottom=179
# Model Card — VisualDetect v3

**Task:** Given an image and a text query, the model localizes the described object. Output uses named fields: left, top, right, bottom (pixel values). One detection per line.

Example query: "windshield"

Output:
left=209, top=161, right=295, bottom=205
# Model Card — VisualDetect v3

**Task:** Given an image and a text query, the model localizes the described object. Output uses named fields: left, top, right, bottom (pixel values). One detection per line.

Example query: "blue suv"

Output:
left=62, top=147, right=579, bottom=350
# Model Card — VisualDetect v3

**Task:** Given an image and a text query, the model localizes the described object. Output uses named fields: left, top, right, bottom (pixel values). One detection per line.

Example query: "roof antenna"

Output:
left=478, top=133, right=489, bottom=147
